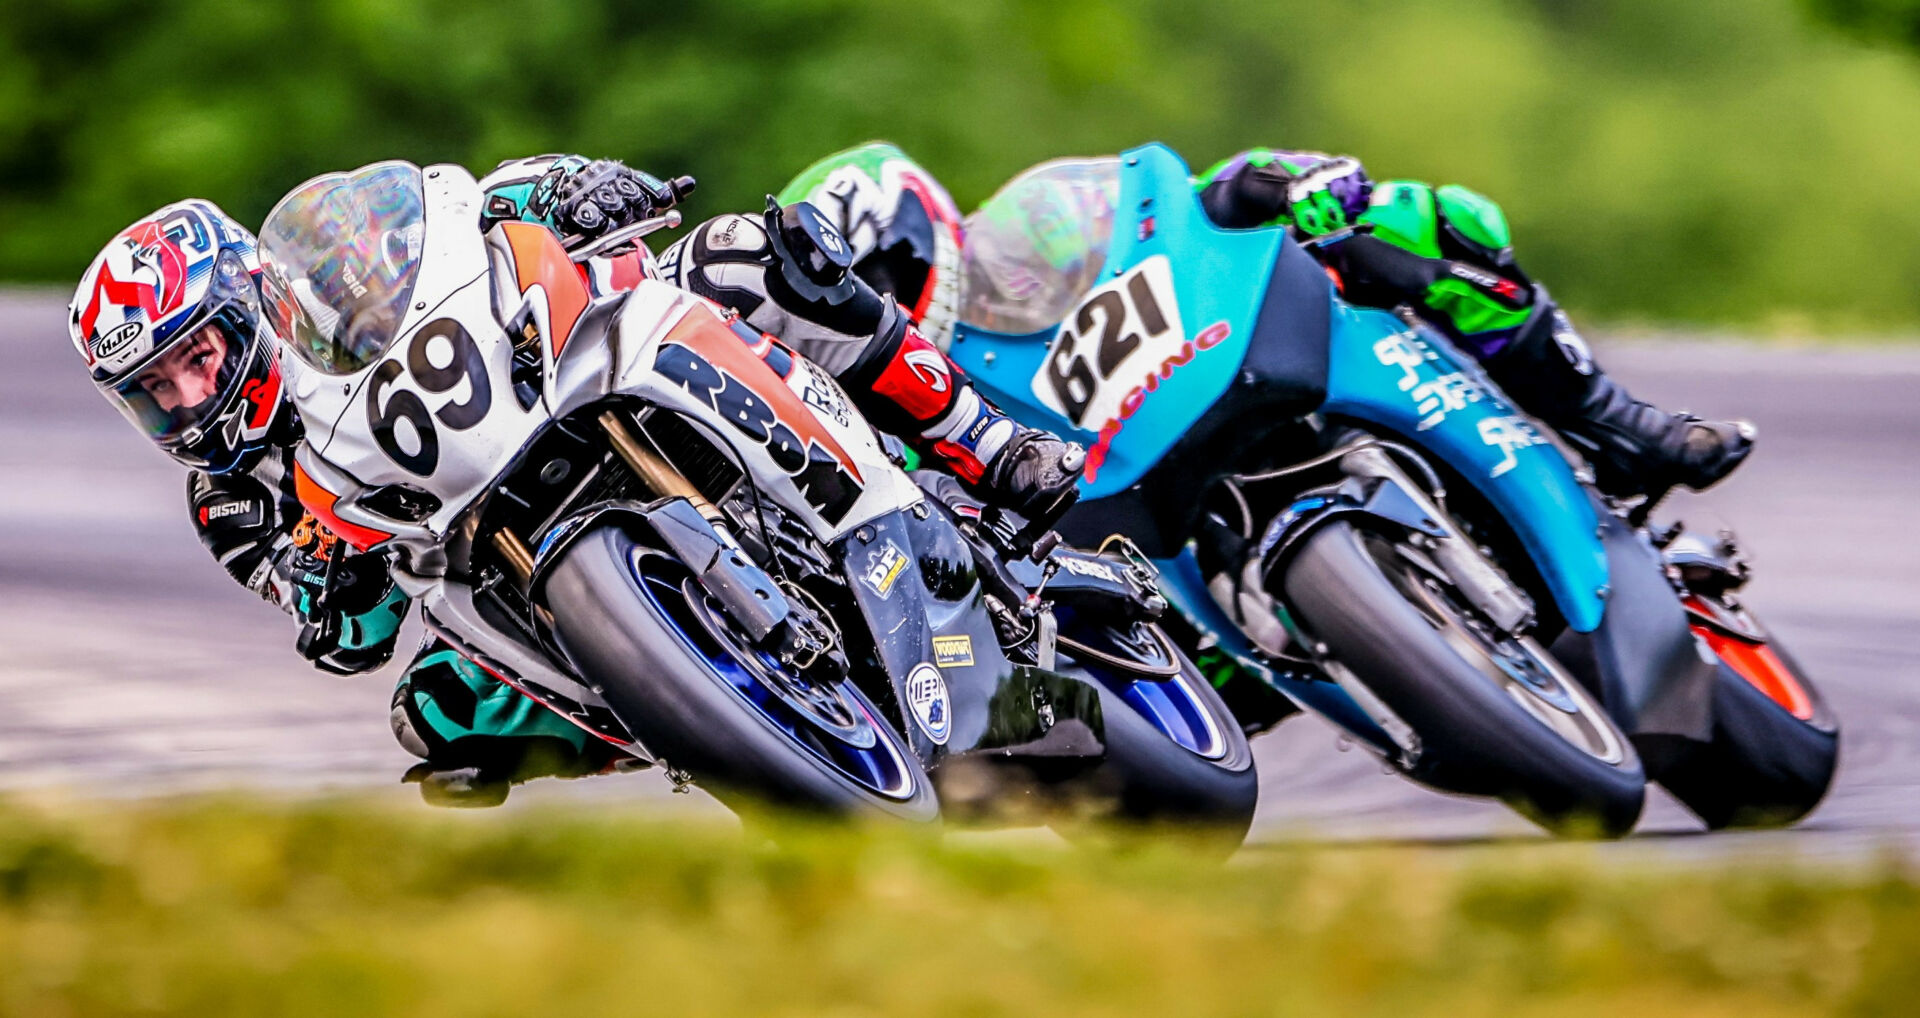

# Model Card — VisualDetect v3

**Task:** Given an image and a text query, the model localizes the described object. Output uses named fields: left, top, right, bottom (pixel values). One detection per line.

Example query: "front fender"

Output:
left=1254, top=473, right=1449, bottom=583
left=1321, top=303, right=1610, bottom=632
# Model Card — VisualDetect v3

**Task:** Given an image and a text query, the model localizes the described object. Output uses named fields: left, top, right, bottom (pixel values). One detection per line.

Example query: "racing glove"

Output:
left=292, top=549, right=408, bottom=674
left=1200, top=152, right=1374, bottom=234
left=552, top=159, right=686, bottom=244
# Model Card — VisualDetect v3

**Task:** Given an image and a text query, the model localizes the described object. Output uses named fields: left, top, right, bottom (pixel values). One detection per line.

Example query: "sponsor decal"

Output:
left=201, top=499, right=254, bottom=523
left=1083, top=319, right=1233, bottom=482
left=1375, top=330, right=1498, bottom=432
left=197, top=498, right=263, bottom=531
left=798, top=360, right=852, bottom=427
left=862, top=541, right=908, bottom=598
left=654, top=317, right=865, bottom=525
left=1057, top=555, right=1121, bottom=583
left=932, top=634, right=975, bottom=668
left=808, top=205, right=844, bottom=255
left=1479, top=415, right=1548, bottom=479
left=902, top=348, right=951, bottom=393
left=92, top=320, right=144, bottom=362
left=1137, top=215, right=1156, bottom=241
left=871, top=328, right=957, bottom=420
left=905, top=663, right=951, bottom=744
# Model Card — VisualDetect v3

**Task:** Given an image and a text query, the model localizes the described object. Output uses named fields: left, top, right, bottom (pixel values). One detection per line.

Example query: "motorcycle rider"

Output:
left=68, top=156, right=1084, bottom=805
left=779, top=142, right=1753, bottom=501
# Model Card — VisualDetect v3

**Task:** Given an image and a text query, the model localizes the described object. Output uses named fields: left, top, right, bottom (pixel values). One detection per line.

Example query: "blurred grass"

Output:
left=9, top=0, right=1920, bottom=329
left=0, top=796, right=1915, bottom=1017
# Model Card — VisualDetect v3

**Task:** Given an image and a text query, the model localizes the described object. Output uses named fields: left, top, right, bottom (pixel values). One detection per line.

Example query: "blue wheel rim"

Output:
left=631, top=550, right=920, bottom=801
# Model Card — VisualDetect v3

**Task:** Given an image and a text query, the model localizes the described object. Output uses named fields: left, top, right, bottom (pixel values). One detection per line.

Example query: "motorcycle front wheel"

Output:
left=1052, top=619, right=1260, bottom=852
left=542, top=525, right=939, bottom=822
left=1282, top=521, right=1646, bottom=838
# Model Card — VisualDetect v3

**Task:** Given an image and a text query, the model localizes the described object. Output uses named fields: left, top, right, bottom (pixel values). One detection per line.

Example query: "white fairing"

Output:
left=549, top=280, right=924, bottom=543
left=286, top=163, right=922, bottom=576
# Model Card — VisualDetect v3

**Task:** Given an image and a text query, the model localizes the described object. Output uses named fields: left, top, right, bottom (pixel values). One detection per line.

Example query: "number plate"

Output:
left=1030, top=256, right=1186, bottom=429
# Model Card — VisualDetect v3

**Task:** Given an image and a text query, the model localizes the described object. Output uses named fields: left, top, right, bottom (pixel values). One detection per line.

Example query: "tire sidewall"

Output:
left=1281, top=520, right=1646, bottom=834
left=543, top=526, right=939, bottom=821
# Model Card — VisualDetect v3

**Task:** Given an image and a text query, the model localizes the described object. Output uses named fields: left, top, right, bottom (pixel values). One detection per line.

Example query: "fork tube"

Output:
left=491, top=528, right=536, bottom=587
left=597, top=410, right=729, bottom=530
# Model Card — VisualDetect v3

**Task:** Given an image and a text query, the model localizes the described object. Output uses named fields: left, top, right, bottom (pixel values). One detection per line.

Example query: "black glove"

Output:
left=292, top=549, right=394, bottom=667
left=763, top=197, right=856, bottom=303
left=984, top=430, right=1086, bottom=529
left=553, top=160, right=664, bottom=244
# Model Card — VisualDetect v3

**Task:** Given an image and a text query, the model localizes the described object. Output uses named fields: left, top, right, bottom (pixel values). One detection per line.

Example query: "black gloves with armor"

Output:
left=292, top=549, right=404, bottom=674
left=985, top=429, right=1086, bottom=527
left=552, top=160, right=694, bottom=245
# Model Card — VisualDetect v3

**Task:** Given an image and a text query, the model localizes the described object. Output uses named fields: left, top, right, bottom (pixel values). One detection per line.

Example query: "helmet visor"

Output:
left=260, top=161, right=426, bottom=375
left=106, top=314, right=253, bottom=441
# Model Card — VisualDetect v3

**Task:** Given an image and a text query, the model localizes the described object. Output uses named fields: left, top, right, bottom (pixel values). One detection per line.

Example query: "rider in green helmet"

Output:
left=784, top=142, right=1752, bottom=501
left=1196, top=148, right=1752, bottom=499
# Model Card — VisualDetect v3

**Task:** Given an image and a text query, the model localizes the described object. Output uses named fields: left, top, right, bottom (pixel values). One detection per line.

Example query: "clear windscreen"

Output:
left=259, top=161, right=427, bottom=375
left=957, top=158, right=1120, bottom=335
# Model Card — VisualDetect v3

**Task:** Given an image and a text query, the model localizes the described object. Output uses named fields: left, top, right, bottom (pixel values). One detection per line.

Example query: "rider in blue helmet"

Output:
left=71, top=154, right=1087, bottom=806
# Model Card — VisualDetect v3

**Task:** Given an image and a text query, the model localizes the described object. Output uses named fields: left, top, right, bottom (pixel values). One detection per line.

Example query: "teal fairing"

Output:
left=947, top=142, right=1611, bottom=634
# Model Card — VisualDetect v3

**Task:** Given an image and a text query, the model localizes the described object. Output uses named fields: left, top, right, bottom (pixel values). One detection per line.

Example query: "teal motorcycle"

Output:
left=942, top=144, right=1836, bottom=836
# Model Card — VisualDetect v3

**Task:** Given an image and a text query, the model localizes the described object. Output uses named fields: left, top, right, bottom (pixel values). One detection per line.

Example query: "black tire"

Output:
left=1050, top=632, right=1260, bottom=854
left=1282, top=522, right=1646, bottom=838
left=1657, top=633, right=1838, bottom=830
left=542, top=526, right=938, bottom=821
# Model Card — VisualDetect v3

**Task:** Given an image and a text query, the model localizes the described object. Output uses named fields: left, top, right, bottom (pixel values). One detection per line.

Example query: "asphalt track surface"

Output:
left=3, top=289, right=1915, bottom=858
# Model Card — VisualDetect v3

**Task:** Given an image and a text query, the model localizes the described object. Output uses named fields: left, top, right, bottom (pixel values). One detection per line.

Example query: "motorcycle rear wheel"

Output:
left=1656, top=609, right=1838, bottom=829
left=1282, top=521, right=1646, bottom=838
left=543, top=525, right=939, bottom=821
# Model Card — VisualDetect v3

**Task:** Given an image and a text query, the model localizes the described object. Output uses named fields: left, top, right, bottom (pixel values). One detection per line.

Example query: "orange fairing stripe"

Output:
left=293, top=461, right=393, bottom=551
left=499, top=221, right=591, bottom=355
left=1687, top=612, right=1816, bottom=721
left=663, top=308, right=862, bottom=482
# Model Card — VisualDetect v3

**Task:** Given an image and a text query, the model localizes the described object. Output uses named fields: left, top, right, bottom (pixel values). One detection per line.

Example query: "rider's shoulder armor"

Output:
left=1360, top=180, right=1443, bottom=258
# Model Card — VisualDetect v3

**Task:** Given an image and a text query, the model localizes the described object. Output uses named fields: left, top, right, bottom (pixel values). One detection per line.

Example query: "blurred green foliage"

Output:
left=7, top=0, right=1920, bottom=328
left=0, top=795, right=1917, bottom=1016
left=1807, top=0, right=1920, bottom=50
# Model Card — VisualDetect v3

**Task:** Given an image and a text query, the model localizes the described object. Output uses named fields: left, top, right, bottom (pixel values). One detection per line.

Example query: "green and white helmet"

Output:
left=777, top=142, right=964, bottom=349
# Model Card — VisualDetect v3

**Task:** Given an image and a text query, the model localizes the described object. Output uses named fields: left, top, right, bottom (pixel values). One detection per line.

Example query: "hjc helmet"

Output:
left=69, top=200, right=284, bottom=474
left=776, top=142, right=964, bottom=349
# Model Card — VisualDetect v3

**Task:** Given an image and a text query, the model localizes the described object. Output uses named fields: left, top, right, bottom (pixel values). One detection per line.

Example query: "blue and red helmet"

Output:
left=69, top=199, right=285, bottom=474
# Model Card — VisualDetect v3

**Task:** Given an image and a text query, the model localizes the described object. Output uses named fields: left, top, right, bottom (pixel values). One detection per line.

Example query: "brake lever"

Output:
left=565, top=210, right=684, bottom=263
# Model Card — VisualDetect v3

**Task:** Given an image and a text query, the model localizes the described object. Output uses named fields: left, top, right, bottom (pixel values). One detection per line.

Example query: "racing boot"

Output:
left=841, top=303, right=1085, bottom=523
left=392, top=642, right=618, bottom=807
left=1485, top=293, right=1753, bottom=499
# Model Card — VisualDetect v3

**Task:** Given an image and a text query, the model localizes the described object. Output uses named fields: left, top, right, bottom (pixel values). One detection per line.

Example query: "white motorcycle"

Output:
left=258, top=162, right=1257, bottom=830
